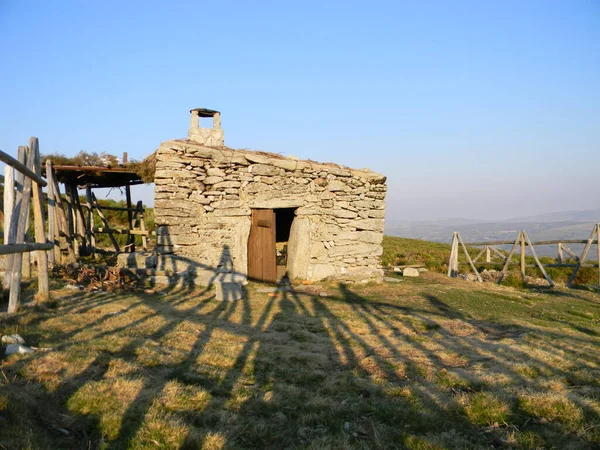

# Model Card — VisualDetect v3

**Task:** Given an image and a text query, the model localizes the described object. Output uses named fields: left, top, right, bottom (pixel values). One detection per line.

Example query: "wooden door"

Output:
left=247, top=209, right=277, bottom=283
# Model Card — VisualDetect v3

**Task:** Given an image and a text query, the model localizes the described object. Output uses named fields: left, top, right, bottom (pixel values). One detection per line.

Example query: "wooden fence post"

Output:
left=85, top=186, right=96, bottom=256
left=567, top=225, right=598, bottom=287
left=30, top=137, right=50, bottom=301
left=447, top=232, right=459, bottom=277
left=92, top=192, right=120, bottom=253
left=46, top=160, right=59, bottom=265
left=485, top=246, right=491, bottom=263
left=7, top=146, right=34, bottom=314
left=499, top=232, right=521, bottom=284
left=523, top=231, right=554, bottom=287
left=457, top=232, right=482, bottom=282
left=3, top=165, right=14, bottom=290
left=557, top=243, right=563, bottom=264
left=137, top=201, right=148, bottom=251
left=5, top=148, right=25, bottom=292
left=520, top=231, right=526, bottom=278
left=597, top=224, right=600, bottom=286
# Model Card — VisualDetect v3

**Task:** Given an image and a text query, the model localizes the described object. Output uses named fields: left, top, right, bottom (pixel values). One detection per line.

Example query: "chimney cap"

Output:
left=190, top=108, right=220, bottom=117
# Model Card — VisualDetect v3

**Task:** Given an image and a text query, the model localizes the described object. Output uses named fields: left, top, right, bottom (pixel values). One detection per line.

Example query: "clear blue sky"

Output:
left=1, top=1, right=598, bottom=222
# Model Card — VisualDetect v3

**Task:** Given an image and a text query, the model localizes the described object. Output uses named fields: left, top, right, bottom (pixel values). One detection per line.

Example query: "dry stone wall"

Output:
left=154, top=139, right=387, bottom=285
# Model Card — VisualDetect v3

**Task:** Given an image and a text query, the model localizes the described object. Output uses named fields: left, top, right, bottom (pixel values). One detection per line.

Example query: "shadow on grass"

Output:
left=1, top=250, right=600, bottom=449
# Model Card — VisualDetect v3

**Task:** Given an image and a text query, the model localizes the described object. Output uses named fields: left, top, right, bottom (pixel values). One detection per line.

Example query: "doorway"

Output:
left=247, top=208, right=296, bottom=283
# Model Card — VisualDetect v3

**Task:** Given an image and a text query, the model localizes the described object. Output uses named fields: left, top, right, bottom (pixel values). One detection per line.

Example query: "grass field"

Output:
left=382, top=235, right=599, bottom=286
left=1, top=271, right=599, bottom=449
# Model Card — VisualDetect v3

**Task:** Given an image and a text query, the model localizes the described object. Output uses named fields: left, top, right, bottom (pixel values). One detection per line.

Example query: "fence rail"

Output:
left=2, top=138, right=51, bottom=313
left=448, top=224, right=600, bottom=288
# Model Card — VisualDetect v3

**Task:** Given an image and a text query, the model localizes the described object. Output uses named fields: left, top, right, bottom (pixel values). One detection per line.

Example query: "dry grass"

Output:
left=1, top=273, right=599, bottom=449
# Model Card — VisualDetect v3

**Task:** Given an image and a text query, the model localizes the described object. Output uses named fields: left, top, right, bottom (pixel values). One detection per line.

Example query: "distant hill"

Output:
left=385, top=209, right=600, bottom=257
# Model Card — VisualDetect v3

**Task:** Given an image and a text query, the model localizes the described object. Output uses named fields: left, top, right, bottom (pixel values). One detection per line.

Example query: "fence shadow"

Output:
left=1, top=258, right=599, bottom=449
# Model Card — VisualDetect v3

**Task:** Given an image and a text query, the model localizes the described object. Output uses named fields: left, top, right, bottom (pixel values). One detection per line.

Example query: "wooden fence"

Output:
left=44, top=162, right=153, bottom=260
left=1, top=138, right=51, bottom=314
left=448, top=224, right=600, bottom=287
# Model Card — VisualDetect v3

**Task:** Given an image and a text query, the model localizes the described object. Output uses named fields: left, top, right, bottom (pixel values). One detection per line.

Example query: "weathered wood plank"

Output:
left=523, top=231, right=554, bottom=287
left=0, top=242, right=53, bottom=255
left=30, top=138, right=50, bottom=301
left=8, top=146, right=34, bottom=314
left=0, top=148, right=47, bottom=186
left=45, top=160, right=58, bottom=265
left=457, top=232, right=482, bottom=282
left=2, top=165, right=15, bottom=290
left=567, top=226, right=597, bottom=287
left=498, top=232, right=521, bottom=284
left=91, top=192, right=120, bottom=252
left=85, top=186, right=96, bottom=256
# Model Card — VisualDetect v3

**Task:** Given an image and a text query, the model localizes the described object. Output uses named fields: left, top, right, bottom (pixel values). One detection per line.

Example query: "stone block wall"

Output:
left=153, top=139, right=387, bottom=285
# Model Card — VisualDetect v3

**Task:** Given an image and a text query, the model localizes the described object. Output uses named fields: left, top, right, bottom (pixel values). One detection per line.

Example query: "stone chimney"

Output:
left=188, top=108, right=224, bottom=146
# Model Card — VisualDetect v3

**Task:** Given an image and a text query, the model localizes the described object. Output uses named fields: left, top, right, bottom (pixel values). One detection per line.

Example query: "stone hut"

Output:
left=153, top=109, right=387, bottom=285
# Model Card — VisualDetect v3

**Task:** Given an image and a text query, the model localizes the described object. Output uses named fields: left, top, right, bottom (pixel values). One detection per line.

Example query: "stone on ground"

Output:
left=5, top=344, right=34, bottom=355
left=402, top=267, right=420, bottom=277
left=1, top=334, right=25, bottom=345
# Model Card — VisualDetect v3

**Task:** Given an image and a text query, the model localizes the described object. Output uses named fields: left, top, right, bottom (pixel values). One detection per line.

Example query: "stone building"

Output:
left=153, top=109, right=387, bottom=285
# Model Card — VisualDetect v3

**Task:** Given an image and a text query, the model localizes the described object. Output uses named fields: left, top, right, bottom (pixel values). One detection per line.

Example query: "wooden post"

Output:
left=561, top=244, right=579, bottom=261
left=30, top=138, right=50, bottom=301
left=137, top=201, right=148, bottom=251
left=523, top=231, right=554, bottom=287
left=447, top=232, right=459, bottom=277
left=557, top=242, right=563, bottom=264
left=46, top=160, right=59, bottom=265
left=499, top=232, right=521, bottom=284
left=85, top=186, right=96, bottom=256
left=123, top=152, right=134, bottom=253
left=92, top=192, right=120, bottom=253
left=457, top=232, right=482, bottom=282
left=2, top=165, right=14, bottom=290
left=520, top=231, right=526, bottom=278
left=64, top=182, right=76, bottom=257
left=5, top=148, right=26, bottom=291
left=567, top=225, right=598, bottom=287
left=3, top=165, right=14, bottom=245
left=71, top=184, right=86, bottom=252
left=8, top=146, right=34, bottom=314
left=52, top=177, right=76, bottom=264
left=485, top=245, right=491, bottom=263
left=597, top=224, right=600, bottom=287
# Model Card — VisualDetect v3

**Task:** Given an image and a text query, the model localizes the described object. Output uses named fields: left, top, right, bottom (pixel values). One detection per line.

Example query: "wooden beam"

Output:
left=562, top=244, right=580, bottom=261
left=91, top=192, right=120, bottom=253
left=0, top=148, right=47, bottom=186
left=8, top=146, right=34, bottom=314
left=30, top=137, right=50, bottom=301
left=457, top=232, right=482, bottom=282
left=466, top=239, right=595, bottom=246
left=447, top=232, right=458, bottom=277
left=138, top=201, right=148, bottom=250
left=92, top=227, right=153, bottom=236
left=471, top=246, right=487, bottom=263
left=523, top=231, right=554, bottom=287
left=85, top=186, right=96, bottom=256
left=499, top=232, right=521, bottom=284
left=597, top=224, right=600, bottom=286
left=489, top=246, right=507, bottom=261
left=567, top=225, right=598, bottom=287
left=520, top=231, right=526, bottom=278
left=2, top=164, right=14, bottom=290
left=0, top=242, right=53, bottom=255
left=45, top=160, right=59, bottom=265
